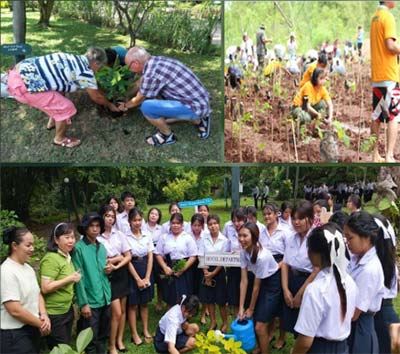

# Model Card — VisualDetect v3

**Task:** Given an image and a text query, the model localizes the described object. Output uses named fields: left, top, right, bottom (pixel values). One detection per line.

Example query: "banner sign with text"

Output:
left=178, top=198, right=212, bottom=208
left=203, top=252, right=241, bottom=267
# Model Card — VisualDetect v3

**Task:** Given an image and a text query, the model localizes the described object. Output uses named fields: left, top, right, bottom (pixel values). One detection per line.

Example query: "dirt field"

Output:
left=224, top=56, right=400, bottom=163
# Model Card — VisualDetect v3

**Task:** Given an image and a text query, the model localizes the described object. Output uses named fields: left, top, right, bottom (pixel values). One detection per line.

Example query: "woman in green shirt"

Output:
left=39, top=223, right=81, bottom=349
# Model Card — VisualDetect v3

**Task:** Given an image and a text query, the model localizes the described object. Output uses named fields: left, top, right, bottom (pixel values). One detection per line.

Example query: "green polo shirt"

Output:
left=72, top=237, right=111, bottom=309
left=39, top=251, right=75, bottom=315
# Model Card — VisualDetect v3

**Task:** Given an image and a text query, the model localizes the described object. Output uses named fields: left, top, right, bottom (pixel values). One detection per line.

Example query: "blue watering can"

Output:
left=224, top=318, right=256, bottom=351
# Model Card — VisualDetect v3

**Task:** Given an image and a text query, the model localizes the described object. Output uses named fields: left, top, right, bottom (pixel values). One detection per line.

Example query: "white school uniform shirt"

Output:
left=259, top=222, right=291, bottom=255
left=384, top=266, right=399, bottom=299
left=189, top=230, right=207, bottom=254
left=159, top=304, right=185, bottom=344
left=279, top=216, right=294, bottom=231
left=154, top=231, right=198, bottom=260
left=125, top=230, right=154, bottom=257
left=199, top=232, right=229, bottom=255
left=240, top=247, right=279, bottom=279
left=142, top=222, right=163, bottom=245
left=115, top=211, right=130, bottom=236
left=347, top=246, right=384, bottom=312
left=294, top=268, right=357, bottom=340
left=223, top=221, right=241, bottom=252
left=97, top=228, right=131, bottom=258
left=283, top=228, right=314, bottom=273
left=161, top=220, right=191, bottom=235
left=1, top=258, right=40, bottom=329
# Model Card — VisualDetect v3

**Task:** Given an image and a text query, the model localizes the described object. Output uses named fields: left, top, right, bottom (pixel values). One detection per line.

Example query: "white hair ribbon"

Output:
left=374, top=218, right=396, bottom=246
left=323, top=229, right=349, bottom=289
left=180, top=294, right=187, bottom=305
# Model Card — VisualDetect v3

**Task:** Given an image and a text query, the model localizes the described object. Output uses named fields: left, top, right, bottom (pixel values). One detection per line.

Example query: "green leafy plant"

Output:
left=361, top=135, right=377, bottom=153
left=195, top=330, right=246, bottom=354
left=50, top=327, right=93, bottom=354
left=172, top=259, right=187, bottom=272
left=95, top=62, right=134, bottom=101
left=332, top=120, right=351, bottom=148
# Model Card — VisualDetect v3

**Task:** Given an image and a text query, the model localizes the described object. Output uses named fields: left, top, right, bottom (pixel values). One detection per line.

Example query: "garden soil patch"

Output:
left=224, top=59, right=400, bottom=163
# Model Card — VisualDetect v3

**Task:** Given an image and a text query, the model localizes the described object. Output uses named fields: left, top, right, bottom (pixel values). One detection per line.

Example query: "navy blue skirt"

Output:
left=308, top=337, right=348, bottom=354
left=199, top=266, right=227, bottom=305
left=348, top=312, right=378, bottom=354
left=253, top=270, right=282, bottom=323
left=191, top=259, right=202, bottom=296
left=374, top=299, right=399, bottom=354
left=161, top=258, right=193, bottom=306
left=128, top=257, right=154, bottom=305
left=110, top=265, right=129, bottom=300
left=282, top=270, right=309, bottom=334
left=227, top=267, right=241, bottom=306
left=154, top=326, right=188, bottom=353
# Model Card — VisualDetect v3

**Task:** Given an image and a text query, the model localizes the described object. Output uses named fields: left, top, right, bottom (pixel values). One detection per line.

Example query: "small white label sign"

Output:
left=203, top=252, right=241, bottom=267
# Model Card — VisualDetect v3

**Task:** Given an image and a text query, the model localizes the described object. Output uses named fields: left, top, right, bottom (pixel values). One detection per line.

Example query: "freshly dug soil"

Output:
left=224, top=60, right=400, bottom=163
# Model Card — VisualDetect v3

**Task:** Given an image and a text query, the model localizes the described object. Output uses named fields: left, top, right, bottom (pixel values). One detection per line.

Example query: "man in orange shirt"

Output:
left=370, top=1, right=400, bottom=162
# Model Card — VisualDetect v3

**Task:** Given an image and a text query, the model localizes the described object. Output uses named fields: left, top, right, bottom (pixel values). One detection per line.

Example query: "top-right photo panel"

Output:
left=224, top=1, right=400, bottom=163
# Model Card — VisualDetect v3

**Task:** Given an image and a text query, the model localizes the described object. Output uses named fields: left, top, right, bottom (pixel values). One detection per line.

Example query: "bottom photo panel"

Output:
left=1, top=165, right=399, bottom=354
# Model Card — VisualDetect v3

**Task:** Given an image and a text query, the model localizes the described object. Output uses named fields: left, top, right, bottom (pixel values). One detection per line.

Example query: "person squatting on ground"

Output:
left=1, top=227, right=51, bottom=354
left=370, top=1, right=400, bottom=163
left=154, top=295, right=200, bottom=353
left=6, top=47, right=121, bottom=148
left=291, top=68, right=333, bottom=125
left=119, top=47, right=211, bottom=147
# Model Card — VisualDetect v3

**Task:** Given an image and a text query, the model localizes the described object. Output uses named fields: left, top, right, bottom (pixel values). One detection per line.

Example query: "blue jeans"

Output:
left=141, top=99, right=200, bottom=120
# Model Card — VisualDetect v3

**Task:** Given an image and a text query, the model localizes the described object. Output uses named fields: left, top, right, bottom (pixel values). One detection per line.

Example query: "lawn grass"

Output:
left=0, top=10, right=223, bottom=163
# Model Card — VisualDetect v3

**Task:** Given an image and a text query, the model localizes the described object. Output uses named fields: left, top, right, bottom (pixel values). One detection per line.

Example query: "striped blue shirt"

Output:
left=140, top=56, right=210, bottom=117
left=18, top=53, right=98, bottom=93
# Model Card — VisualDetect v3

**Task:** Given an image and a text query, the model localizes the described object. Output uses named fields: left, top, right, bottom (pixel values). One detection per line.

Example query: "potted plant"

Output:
left=95, top=60, right=135, bottom=118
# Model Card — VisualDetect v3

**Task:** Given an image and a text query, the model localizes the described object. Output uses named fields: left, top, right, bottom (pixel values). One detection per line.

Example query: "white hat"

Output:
left=290, top=32, right=295, bottom=37
left=243, top=32, right=248, bottom=36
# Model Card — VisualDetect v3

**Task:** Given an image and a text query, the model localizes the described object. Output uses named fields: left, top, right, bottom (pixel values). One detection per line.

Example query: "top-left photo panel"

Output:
left=0, top=0, right=222, bottom=163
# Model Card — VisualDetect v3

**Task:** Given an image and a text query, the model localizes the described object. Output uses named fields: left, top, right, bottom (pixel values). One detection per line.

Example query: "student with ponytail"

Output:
left=344, top=211, right=385, bottom=354
left=372, top=214, right=399, bottom=354
left=238, top=222, right=281, bottom=354
left=293, top=223, right=357, bottom=353
left=1, top=227, right=51, bottom=354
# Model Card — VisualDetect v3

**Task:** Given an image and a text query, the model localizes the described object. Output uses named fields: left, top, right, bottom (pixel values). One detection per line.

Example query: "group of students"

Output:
left=0, top=190, right=398, bottom=354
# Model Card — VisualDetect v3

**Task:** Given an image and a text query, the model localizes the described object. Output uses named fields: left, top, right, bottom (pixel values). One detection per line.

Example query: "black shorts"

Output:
left=372, top=83, right=400, bottom=123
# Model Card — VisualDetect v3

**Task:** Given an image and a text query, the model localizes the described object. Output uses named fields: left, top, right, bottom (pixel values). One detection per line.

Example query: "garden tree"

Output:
left=0, top=167, right=58, bottom=220
left=12, top=0, right=26, bottom=63
left=113, top=0, right=156, bottom=47
left=37, top=0, right=55, bottom=27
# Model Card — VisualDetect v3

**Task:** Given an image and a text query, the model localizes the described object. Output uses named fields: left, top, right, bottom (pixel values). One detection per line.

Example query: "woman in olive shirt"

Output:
left=40, top=223, right=81, bottom=349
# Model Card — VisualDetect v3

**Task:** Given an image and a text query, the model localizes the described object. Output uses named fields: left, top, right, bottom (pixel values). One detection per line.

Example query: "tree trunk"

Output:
left=37, top=0, right=55, bottom=27
left=12, top=0, right=26, bottom=64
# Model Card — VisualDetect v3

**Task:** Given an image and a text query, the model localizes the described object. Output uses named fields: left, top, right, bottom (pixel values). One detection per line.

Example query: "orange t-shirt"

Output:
left=293, top=81, right=331, bottom=107
left=370, top=6, right=399, bottom=83
left=299, top=61, right=318, bottom=88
